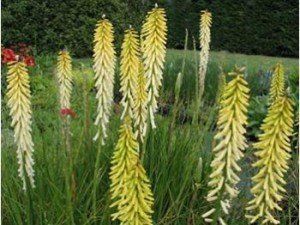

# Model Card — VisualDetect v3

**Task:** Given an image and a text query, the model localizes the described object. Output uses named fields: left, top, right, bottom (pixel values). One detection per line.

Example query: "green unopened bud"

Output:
left=193, top=157, right=203, bottom=185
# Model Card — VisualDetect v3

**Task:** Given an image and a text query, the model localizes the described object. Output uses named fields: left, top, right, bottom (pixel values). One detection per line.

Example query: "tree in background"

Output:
left=2, top=0, right=298, bottom=57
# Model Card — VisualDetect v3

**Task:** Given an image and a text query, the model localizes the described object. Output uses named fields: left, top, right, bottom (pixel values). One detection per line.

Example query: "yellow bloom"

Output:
left=110, top=116, right=139, bottom=209
left=109, top=116, right=154, bottom=225
left=113, top=160, right=154, bottom=225
left=6, top=61, right=35, bottom=190
left=246, top=95, right=294, bottom=224
left=202, top=66, right=249, bottom=224
left=199, top=10, right=212, bottom=101
left=141, top=4, right=167, bottom=129
left=133, top=62, right=148, bottom=142
left=120, top=27, right=140, bottom=119
left=269, top=63, right=285, bottom=104
left=93, top=17, right=116, bottom=143
left=57, top=50, right=73, bottom=109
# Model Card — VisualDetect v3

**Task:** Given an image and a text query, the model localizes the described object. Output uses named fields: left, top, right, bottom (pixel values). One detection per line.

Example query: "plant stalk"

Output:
left=82, top=66, right=91, bottom=152
left=92, top=130, right=102, bottom=222
left=192, top=36, right=200, bottom=125
left=140, top=108, right=151, bottom=163
left=25, top=169, right=34, bottom=225
left=63, top=116, right=75, bottom=225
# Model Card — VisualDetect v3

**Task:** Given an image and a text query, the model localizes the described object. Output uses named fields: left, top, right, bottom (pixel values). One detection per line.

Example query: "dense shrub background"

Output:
left=2, top=0, right=298, bottom=57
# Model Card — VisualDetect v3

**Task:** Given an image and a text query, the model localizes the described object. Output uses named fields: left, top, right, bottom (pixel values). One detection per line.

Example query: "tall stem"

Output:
left=63, top=117, right=75, bottom=225
left=25, top=169, right=34, bottom=225
left=140, top=108, right=151, bottom=163
left=92, top=130, right=102, bottom=222
left=192, top=37, right=200, bottom=125
left=82, top=66, right=91, bottom=152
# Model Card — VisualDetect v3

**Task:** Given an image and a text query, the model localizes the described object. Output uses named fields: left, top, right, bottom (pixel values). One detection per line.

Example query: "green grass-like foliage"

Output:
left=1, top=50, right=298, bottom=225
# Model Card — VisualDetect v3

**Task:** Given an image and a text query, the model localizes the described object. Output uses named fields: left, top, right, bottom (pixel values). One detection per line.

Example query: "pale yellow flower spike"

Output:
left=109, top=116, right=154, bottom=225
left=246, top=95, right=294, bottom=225
left=269, top=63, right=285, bottom=104
left=110, top=116, right=139, bottom=212
left=202, top=66, right=249, bottom=224
left=199, top=10, right=212, bottom=101
left=120, top=27, right=140, bottom=120
left=141, top=4, right=167, bottom=129
left=57, top=50, right=73, bottom=109
left=93, top=17, right=116, bottom=143
left=116, top=160, right=154, bottom=225
left=6, top=61, right=35, bottom=190
left=133, top=61, right=148, bottom=143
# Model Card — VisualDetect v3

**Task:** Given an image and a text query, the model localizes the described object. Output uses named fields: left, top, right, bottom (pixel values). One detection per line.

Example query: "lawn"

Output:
left=1, top=49, right=299, bottom=225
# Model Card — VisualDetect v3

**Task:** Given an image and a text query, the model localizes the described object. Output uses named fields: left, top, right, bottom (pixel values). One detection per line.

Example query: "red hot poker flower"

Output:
left=60, top=108, right=76, bottom=118
left=23, top=56, right=35, bottom=67
left=1, top=48, right=16, bottom=63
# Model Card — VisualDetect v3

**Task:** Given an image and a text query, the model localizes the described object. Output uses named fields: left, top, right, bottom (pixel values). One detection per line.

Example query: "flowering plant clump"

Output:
left=1, top=43, right=35, bottom=66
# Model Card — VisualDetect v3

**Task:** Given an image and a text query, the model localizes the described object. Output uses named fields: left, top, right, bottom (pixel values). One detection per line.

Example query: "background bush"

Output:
left=2, top=0, right=298, bottom=57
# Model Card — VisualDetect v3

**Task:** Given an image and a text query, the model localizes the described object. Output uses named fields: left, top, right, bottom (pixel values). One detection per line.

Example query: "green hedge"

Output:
left=2, top=0, right=298, bottom=57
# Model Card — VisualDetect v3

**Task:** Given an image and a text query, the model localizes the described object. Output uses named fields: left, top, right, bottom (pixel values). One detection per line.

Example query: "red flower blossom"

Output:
left=60, top=108, right=76, bottom=118
left=23, top=56, right=35, bottom=67
left=1, top=48, right=16, bottom=64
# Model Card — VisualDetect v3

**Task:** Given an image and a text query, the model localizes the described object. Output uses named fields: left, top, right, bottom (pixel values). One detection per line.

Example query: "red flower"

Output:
left=23, top=56, right=35, bottom=67
left=1, top=48, right=16, bottom=64
left=60, top=108, right=76, bottom=118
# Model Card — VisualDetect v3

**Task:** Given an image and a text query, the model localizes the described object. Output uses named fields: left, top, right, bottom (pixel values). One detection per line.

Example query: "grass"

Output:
left=1, top=49, right=299, bottom=225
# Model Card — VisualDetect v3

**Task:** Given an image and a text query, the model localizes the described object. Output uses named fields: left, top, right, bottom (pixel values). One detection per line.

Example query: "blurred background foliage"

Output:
left=2, top=0, right=298, bottom=57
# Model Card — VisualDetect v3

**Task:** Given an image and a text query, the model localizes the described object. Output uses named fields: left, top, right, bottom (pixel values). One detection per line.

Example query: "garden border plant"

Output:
left=2, top=4, right=297, bottom=225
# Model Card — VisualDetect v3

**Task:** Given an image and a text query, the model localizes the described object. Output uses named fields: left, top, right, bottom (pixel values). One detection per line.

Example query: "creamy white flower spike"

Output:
left=93, top=18, right=116, bottom=144
left=119, top=27, right=139, bottom=120
left=202, top=67, right=249, bottom=224
left=57, top=50, right=73, bottom=109
left=141, top=5, right=167, bottom=128
left=199, top=10, right=212, bottom=101
left=133, top=61, right=148, bottom=142
left=6, top=61, right=35, bottom=190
